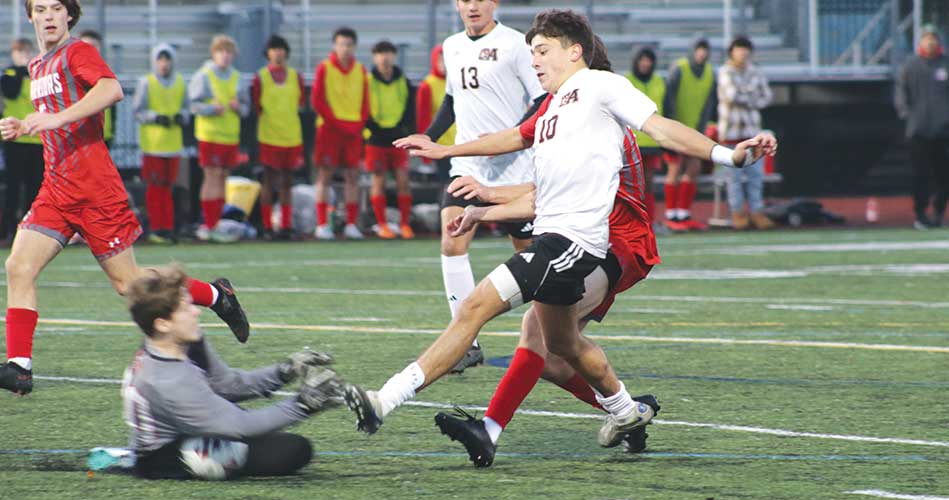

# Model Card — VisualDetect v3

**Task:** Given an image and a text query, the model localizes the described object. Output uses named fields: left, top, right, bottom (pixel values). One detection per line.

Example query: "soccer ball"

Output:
left=179, top=437, right=249, bottom=480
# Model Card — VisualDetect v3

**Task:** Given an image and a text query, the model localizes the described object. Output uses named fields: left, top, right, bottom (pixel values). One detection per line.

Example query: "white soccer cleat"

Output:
left=314, top=224, right=335, bottom=240
left=598, top=399, right=657, bottom=448
left=195, top=225, right=211, bottom=242
left=343, top=223, right=364, bottom=240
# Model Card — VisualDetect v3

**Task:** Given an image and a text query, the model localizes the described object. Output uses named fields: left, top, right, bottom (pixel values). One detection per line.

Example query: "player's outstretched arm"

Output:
left=641, top=113, right=776, bottom=167
left=448, top=190, right=536, bottom=237
left=447, top=176, right=534, bottom=204
left=395, top=126, right=530, bottom=160
left=0, top=116, right=28, bottom=141
left=22, top=78, right=123, bottom=134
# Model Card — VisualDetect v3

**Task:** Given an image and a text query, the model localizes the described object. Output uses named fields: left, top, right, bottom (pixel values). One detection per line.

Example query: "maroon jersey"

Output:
left=28, top=37, right=127, bottom=208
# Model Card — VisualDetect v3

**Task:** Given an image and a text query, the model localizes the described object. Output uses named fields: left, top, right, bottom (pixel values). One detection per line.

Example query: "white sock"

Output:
left=676, top=208, right=690, bottom=220
left=664, top=209, right=677, bottom=220
left=9, top=357, right=31, bottom=370
left=595, top=382, right=635, bottom=418
left=209, top=285, right=220, bottom=305
left=376, top=362, right=425, bottom=418
left=441, top=254, right=478, bottom=348
left=483, top=416, right=503, bottom=444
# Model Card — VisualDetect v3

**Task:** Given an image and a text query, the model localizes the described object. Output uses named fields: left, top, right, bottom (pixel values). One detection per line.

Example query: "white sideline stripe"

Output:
left=846, top=490, right=949, bottom=500
left=625, top=294, right=949, bottom=309
left=15, top=318, right=949, bottom=353
left=709, top=241, right=949, bottom=255
left=12, top=279, right=949, bottom=309
left=30, top=375, right=949, bottom=449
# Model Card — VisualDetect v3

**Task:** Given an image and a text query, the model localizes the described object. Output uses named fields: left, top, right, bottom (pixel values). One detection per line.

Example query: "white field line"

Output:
left=8, top=280, right=949, bottom=309
left=690, top=240, right=949, bottom=256
left=846, top=490, right=949, bottom=500
left=30, top=375, right=949, bottom=449
left=15, top=317, right=949, bottom=353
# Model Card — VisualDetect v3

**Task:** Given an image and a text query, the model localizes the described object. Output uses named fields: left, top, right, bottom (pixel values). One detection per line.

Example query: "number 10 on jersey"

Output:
left=538, top=115, right=558, bottom=143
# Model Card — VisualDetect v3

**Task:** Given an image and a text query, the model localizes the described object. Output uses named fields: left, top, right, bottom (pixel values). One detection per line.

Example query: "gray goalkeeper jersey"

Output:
left=122, top=338, right=307, bottom=453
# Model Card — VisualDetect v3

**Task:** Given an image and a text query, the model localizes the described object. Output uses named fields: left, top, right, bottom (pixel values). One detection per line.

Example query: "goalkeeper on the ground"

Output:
left=121, top=265, right=357, bottom=480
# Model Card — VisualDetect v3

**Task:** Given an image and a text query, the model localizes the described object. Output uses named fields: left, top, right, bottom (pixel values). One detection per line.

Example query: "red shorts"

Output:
left=642, top=153, right=663, bottom=171
left=587, top=252, right=654, bottom=323
left=662, top=151, right=681, bottom=166
left=314, top=126, right=362, bottom=168
left=259, top=143, right=304, bottom=170
left=364, top=145, right=409, bottom=173
left=198, top=141, right=241, bottom=169
left=141, top=156, right=180, bottom=185
left=20, top=193, right=142, bottom=261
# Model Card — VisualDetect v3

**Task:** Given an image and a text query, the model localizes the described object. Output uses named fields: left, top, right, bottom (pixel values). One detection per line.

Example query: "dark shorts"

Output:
left=498, top=232, right=604, bottom=306
left=441, top=176, right=534, bottom=240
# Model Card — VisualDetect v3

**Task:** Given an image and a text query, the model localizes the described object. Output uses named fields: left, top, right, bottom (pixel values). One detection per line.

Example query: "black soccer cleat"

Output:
left=622, top=394, right=661, bottom=453
left=435, top=408, right=496, bottom=467
left=344, top=384, right=383, bottom=435
left=449, top=345, right=485, bottom=374
left=209, top=278, right=250, bottom=343
left=0, top=361, right=33, bottom=395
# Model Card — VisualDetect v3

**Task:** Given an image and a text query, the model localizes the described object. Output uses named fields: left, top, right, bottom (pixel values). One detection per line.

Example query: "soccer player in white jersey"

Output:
left=406, top=0, right=546, bottom=373
left=350, top=9, right=775, bottom=446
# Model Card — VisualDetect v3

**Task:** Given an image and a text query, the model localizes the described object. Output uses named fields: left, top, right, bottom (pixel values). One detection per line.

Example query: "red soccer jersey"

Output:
left=28, top=37, right=128, bottom=208
left=519, top=94, right=660, bottom=267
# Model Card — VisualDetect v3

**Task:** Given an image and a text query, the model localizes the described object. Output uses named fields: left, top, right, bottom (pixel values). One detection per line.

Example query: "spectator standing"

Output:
left=895, top=25, right=949, bottom=229
left=717, top=36, right=773, bottom=230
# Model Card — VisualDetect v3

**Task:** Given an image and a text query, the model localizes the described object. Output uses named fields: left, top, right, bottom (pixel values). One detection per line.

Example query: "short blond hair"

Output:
left=209, top=34, right=237, bottom=55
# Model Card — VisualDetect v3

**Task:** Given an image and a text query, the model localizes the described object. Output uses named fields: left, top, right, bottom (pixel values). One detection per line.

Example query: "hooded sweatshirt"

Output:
left=134, top=44, right=189, bottom=156
left=365, top=64, right=414, bottom=147
left=895, top=35, right=949, bottom=138
left=188, top=59, right=250, bottom=118
left=626, top=47, right=665, bottom=151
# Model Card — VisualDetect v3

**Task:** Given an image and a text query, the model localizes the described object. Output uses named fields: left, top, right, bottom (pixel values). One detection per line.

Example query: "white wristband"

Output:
left=711, top=144, right=738, bottom=167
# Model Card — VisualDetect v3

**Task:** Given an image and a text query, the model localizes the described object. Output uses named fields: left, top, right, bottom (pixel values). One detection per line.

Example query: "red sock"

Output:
left=201, top=200, right=214, bottom=228
left=644, top=191, right=656, bottom=221
left=371, top=195, right=387, bottom=226
left=187, top=278, right=216, bottom=307
left=485, top=348, right=545, bottom=428
left=397, top=194, right=412, bottom=226
left=5, top=308, right=38, bottom=361
left=316, top=202, right=329, bottom=226
left=145, top=185, right=161, bottom=231
left=345, top=202, right=359, bottom=225
left=158, top=186, right=174, bottom=231
left=261, top=203, right=273, bottom=231
left=664, top=183, right=679, bottom=214
left=557, top=373, right=604, bottom=411
left=280, top=203, right=292, bottom=230
left=679, top=180, right=697, bottom=211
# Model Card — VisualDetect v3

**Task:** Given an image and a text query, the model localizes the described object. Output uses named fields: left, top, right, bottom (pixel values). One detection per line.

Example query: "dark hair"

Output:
left=371, top=40, right=398, bottom=54
left=590, top=35, right=612, bottom=72
left=79, top=29, right=102, bottom=43
left=25, top=0, right=83, bottom=30
left=127, top=265, right=187, bottom=338
left=265, top=34, right=290, bottom=54
left=694, top=38, right=710, bottom=51
left=11, top=38, right=34, bottom=52
left=525, top=9, right=595, bottom=66
left=333, top=27, right=358, bottom=43
left=728, top=36, right=754, bottom=54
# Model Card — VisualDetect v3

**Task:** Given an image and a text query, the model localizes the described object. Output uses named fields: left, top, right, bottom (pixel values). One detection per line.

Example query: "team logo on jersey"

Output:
left=520, top=252, right=534, bottom=263
left=478, top=48, right=498, bottom=61
left=559, top=89, right=579, bottom=107
left=30, top=73, right=63, bottom=100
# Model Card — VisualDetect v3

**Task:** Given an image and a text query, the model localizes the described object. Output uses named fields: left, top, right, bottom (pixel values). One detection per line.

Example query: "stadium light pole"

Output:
left=808, top=0, right=819, bottom=73
left=149, top=0, right=159, bottom=50
left=724, top=0, right=733, bottom=54
left=586, top=0, right=594, bottom=29
left=303, top=0, right=312, bottom=77
left=12, top=0, right=21, bottom=39
left=264, top=0, right=273, bottom=41
left=912, top=0, right=922, bottom=46
left=427, top=0, right=437, bottom=51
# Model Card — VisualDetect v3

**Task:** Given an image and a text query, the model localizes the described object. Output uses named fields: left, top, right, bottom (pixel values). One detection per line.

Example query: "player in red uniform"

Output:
left=0, top=0, right=250, bottom=396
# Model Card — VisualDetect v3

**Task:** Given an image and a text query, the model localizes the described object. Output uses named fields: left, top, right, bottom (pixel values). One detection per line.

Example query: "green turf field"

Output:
left=1, top=228, right=947, bottom=499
